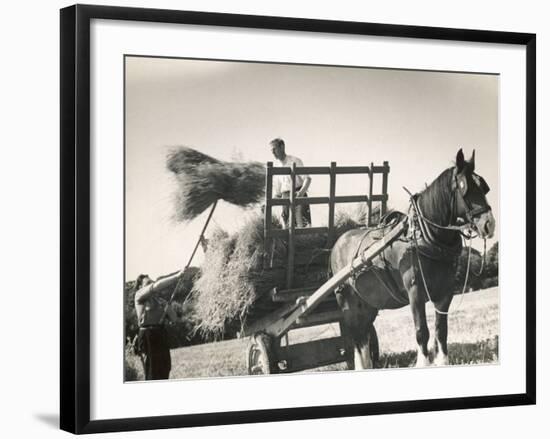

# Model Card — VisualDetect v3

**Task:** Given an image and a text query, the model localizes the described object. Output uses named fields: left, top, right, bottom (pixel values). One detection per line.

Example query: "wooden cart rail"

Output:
left=269, top=165, right=390, bottom=175
left=264, top=160, right=390, bottom=289
left=268, top=194, right=388, bottom=207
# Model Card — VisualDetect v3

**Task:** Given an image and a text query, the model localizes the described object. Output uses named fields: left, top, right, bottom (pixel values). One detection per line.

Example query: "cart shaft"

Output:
left=267, top=220, right=407, bottom=338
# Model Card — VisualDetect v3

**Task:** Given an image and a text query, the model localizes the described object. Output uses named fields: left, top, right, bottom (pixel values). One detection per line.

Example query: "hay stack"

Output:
left=167, top=147, right=265, bottom=221
left=191, top=210, right=367, bottom=337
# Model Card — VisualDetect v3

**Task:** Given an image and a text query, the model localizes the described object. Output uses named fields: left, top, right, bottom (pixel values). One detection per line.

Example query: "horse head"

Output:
left=453, top=149, right=495, bottom=239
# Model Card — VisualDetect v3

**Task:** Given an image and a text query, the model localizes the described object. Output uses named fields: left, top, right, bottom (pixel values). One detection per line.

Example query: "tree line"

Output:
left=454, top=241, right=498, bottom=292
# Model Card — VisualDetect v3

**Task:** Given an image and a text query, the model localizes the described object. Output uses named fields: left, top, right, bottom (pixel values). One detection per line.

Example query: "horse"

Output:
left=330, top=149, right=495, bottom=369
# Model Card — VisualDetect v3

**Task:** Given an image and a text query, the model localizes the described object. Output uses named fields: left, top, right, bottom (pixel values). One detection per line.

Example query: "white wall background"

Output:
left=0, top=0, right=546, bottom=437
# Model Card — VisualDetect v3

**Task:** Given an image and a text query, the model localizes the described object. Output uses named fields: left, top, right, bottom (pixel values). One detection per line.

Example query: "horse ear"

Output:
left=469, top=149, right=476, bottom=171
left=456, top=148, right=465, bottom=172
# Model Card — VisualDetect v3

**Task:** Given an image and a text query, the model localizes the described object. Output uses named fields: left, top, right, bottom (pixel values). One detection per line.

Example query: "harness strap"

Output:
left=347, top=219, right=409, bottom=306
left=405, top=187, right=470, bottom=237
left=411, top=219, right=472, bottom=316
left=414, top=202, right=462, bottom=258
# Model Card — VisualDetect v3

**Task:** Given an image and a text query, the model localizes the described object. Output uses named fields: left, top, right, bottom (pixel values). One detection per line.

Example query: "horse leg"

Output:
left=338, top=320, right=355, bottom=370
left=351, top=302, right=378, bottom=371
left=408, top=285, right=430, bottom=367
left=335, top=287, right=355, bottom=370
left=336, top=287, right=377, bottom=370
left=432, top=295, right=453, bottom=366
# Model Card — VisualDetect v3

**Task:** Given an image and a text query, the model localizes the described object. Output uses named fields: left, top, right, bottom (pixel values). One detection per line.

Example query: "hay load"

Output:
left=191, top=210, right=367, bottom=337
left=167, top=147, right=265, bottom=221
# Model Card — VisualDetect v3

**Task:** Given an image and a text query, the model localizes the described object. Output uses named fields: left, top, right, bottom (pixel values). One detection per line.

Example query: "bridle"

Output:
left=452, top=168, right=491, bottom=226
left=405, top=167, right=491, bottom=239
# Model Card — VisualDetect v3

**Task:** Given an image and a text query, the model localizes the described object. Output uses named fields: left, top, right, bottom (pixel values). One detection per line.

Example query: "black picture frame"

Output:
left=60, top=4, right=536, bottom=434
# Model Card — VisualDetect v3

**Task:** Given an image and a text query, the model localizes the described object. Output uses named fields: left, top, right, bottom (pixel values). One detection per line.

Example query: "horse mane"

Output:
left=417, top=167, right=454, bottom=229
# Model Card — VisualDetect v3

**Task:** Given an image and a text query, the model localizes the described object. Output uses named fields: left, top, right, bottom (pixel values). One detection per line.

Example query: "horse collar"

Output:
left=409, top=197, right=462, bottom=260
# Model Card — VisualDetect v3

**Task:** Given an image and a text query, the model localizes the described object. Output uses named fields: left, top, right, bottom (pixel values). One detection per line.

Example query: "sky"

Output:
left=125, top=56, right=499, bottom=280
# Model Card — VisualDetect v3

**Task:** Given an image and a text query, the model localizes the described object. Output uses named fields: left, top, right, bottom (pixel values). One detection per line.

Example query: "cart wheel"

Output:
left=247, top=333, right=274, bottom=375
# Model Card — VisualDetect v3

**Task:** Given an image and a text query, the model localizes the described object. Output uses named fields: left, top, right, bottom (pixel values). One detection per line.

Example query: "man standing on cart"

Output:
left=270, top=137, right=312, bottom=228
left=133, top=271, right=182, bottom=380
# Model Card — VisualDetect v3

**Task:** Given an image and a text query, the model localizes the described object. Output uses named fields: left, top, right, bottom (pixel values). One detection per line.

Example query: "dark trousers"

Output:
left=280, top=188, right=312, bottom=227
left=138, top=326, right=171, bottom=380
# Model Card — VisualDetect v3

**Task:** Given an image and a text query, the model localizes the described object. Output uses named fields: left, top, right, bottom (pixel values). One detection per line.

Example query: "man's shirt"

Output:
left=135, top=284, right=176, bottom=326
left=274, top=154, right=309, bottom=195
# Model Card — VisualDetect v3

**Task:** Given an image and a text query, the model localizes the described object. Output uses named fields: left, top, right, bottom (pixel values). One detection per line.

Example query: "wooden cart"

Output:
left=244, top=160, right=405, bottom=374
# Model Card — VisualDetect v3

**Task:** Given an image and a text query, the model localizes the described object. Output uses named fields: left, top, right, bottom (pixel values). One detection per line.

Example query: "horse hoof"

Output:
left=434, top=355, right=449, bottom=366
left=415, top=355, right=431, bottom=368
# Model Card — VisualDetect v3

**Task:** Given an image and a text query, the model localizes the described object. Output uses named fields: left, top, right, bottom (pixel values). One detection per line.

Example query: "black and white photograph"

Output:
left=124, top=56, right=500, bottom=382
left=1, top=0, right=545, bottom=436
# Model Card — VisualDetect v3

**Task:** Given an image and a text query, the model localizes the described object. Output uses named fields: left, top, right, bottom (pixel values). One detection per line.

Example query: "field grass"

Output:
left=127, top=287, right=498, bottom=380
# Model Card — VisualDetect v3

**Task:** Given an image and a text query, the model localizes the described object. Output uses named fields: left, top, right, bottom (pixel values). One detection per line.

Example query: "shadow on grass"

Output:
left=378, top=336, right=499, bottom=368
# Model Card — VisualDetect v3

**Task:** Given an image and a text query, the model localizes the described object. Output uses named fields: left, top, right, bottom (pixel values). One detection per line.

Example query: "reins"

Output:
left=475, top=238, right=487, bottom=277
left=403, top=186, right=473, bottom=238
left=411, top=223, right=473, bottom=316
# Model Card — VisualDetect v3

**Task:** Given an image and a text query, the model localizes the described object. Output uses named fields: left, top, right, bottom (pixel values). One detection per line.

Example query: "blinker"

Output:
left=456, top=173, right=490, bottom=197
left=473, top=173, right=490, bottom=195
